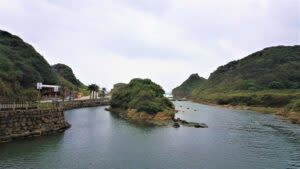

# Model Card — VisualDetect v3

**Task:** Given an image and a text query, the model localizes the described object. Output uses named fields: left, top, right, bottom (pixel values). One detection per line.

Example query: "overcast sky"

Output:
left=0, top=0, right=299, bottom=92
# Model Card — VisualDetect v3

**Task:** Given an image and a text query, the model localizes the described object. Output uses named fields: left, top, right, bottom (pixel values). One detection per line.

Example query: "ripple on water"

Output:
left=0, top=102, right=299, bottom=169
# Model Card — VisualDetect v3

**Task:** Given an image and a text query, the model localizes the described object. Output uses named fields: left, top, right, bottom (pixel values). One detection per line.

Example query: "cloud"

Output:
left=0, top=0, right=299, bottom=91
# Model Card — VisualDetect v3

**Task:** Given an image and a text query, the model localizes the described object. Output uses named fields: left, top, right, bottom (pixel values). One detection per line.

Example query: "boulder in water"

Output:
left=173, top=122, right=180, bottom=128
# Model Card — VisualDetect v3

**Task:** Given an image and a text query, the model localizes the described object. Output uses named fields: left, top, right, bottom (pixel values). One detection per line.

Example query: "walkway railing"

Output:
left=0, top=98, right=110, bottom=111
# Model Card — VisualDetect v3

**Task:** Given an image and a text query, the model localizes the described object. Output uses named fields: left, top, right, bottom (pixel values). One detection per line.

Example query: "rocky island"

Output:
left=107, top=78, right=176, bottom=125
left=107, top=78, right=208, bottom=128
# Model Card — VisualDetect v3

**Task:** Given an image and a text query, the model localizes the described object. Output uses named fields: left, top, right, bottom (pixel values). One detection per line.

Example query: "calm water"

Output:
left=0, top=101, right=299, bottom=169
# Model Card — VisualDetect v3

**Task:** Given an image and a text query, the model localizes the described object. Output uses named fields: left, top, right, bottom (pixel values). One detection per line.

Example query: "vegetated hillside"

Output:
left=110, top=78, right=174, bottom=114
left=0, top=30, right=58, bottom=99
left=52, top=64, right=84, bottom=88
left=173, top=46, right=300, bottom=123
left=203, top=45, right=300, bottom=91
left=0, top=30, right=84, bottom=101
left=172, top=73, right=206, bottom=99
left=190, top=45, right=300, bottom=105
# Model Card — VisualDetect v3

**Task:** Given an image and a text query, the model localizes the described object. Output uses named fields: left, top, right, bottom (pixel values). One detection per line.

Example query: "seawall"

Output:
left=62, top=99, right=109, bottom=110
left=0, top=109, right=70, bottom=143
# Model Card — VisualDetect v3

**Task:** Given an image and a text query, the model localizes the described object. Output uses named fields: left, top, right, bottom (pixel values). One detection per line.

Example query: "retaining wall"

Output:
left=0, top=109, right=70, bottom=143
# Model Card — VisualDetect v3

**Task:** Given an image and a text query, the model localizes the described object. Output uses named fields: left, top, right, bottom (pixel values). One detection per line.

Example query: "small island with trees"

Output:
left=107, top=78, right=208, bottom=128
left=108, top=78, right=175, bottom=125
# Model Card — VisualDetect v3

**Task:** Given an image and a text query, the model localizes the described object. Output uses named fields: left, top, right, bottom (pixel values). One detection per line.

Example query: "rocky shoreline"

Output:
left=106, top=108, right=175, bottom=125
left=190, top=99, right=300, bottom=125
left=106, top=107, right=208, bottom=128
left=172, top=118, right=208, bottom=128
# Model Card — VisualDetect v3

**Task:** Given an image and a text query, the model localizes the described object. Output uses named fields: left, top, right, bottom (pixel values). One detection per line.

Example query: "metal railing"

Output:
left=0, top=98, right=110, bottom=111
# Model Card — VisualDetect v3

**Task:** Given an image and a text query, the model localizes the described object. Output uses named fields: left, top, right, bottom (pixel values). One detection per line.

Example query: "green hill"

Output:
left=172, top=73, right=206, bottom=99
left=52, top=64, right=84, bottom=88
left=0, top=30, right=84, bottom=101
left=174, top=45, right=300, bottom=99
left=203, top=45, right=300, bottom=91
left=173, top=46, right=300, bottom=123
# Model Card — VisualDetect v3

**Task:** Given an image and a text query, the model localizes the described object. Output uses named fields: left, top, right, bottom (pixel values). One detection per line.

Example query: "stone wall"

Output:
left=63, top=100, right=109, bottom=111
left=0, top=109, right=70, bottom=143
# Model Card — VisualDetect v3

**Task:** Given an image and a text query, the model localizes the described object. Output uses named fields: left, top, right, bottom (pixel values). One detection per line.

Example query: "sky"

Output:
left=0, top=0, right=299, bottom=92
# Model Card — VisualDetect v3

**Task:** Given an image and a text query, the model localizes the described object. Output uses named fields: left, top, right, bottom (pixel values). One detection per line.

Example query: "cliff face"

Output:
left=0, top=109, right=70, bottom=143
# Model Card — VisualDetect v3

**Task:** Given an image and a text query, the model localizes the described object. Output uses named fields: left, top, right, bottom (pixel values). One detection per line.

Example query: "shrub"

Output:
left=287, top=99, right=300, bottom=112
left=268, top=81, right=285, bottom=89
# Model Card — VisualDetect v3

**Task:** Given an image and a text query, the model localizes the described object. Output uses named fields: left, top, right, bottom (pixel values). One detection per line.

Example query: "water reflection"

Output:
left=0, top=102, right=299, bottom=169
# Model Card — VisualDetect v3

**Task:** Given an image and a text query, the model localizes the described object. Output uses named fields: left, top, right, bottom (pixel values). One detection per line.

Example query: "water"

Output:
left=0, top=101, right=299, bottom=169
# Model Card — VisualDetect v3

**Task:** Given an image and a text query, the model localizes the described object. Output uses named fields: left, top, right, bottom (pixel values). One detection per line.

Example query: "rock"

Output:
left=173, top=122, right=180, bottom=128
left=173, top=118, right=208, bottom=128
left=173, top=118, right=180, bottom=122
left=194, top=123, right=208, bottom=128
left=109, top=108, right=175, bottom=125
left=181, top=120, right=188, bottom=124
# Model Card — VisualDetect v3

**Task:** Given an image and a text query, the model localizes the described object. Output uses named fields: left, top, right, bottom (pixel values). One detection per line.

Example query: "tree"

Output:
left=87, top=84, right=100, bottom=99
left=88, top=84, right=94, bottom=100
left=94, top=85, right=99, bottom=99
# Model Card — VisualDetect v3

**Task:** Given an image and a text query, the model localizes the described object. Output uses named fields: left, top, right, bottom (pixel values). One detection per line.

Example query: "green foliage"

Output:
left=292, top=100, right=300, bottom=112
left=57, top=75, right=76, bottom=89
left=0, top=30, right=85, bottom=101
left=204, top=45, right=300, bottom=91
left=190, top=89, right=300, bottom=109
left=268, top=81, right=285, bottom=89
left=0, top=30, right=58, bottom=88
left=238, top=80, right=261, bottom=90
left=172, top=73, right=206, bottom=98
left=213, top=92, right=297, bottom=107
left=17, top=88, right=40, bottom=102
left=87, top=84, right=100, bottom=99
left=0, top=30, right=57, bottom=98
left=285, top=99, right=300, bottom=112
left=111, top=78, right=174, bottom=114
left=87, top=84, right=99, bottom=92
left=110, top=83, right=127, bottom=95
left=52, top=64, right=84, bottom=88
left=173, top=46, right=300, bottom=109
